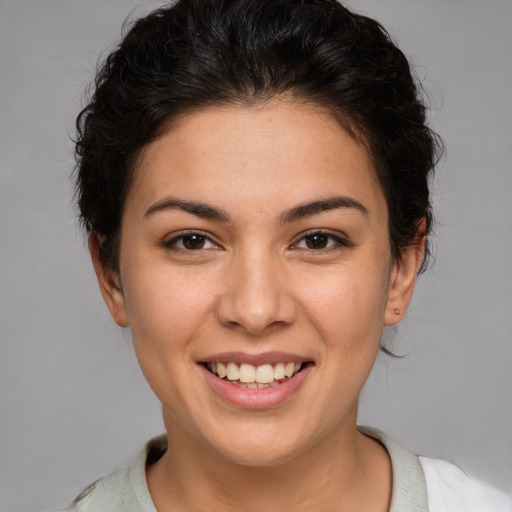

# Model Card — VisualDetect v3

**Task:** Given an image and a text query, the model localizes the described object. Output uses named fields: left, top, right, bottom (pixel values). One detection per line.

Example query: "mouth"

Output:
left=199, top=355, right=314, bottom=409
left=201, top=360, right=311, bottom=389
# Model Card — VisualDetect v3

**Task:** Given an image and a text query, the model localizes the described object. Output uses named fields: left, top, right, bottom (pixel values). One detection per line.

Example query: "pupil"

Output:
left=183, top=235, right=205, bottom=250
left=307, top=234, right=328, bottom=249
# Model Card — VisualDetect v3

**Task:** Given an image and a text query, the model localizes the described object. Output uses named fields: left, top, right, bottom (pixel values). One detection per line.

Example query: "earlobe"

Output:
left=88, top=233, right=129, bottom=327
left=384, top=222, right=426, bottom=326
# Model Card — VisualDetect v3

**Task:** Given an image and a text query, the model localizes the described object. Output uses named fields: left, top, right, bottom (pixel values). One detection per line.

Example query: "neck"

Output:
left=147, top=415, right=391, bottom=512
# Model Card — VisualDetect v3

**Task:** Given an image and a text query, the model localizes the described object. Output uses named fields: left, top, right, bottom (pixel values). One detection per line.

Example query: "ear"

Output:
left=384, top=221, right=426, bottom=326
left=89, top=233, right=129, bottom=327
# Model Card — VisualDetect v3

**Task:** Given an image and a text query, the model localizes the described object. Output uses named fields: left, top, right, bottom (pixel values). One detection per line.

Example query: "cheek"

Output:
left=121, top=264, right=217, bottom=351
left=119, top=266, right=218, bottom=410
left=295, top=260, right=391, bottom=347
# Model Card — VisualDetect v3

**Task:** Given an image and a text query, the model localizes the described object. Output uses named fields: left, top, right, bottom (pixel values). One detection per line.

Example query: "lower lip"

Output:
left=199, top=363, right=313, bottom=409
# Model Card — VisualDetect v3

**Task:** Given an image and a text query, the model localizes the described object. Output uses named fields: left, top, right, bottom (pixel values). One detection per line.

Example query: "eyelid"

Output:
left=163, top=230, right=222, bottom=250
left=291, top=229, right=352, bottom=250
left=162, top=229, right=351, bottom=252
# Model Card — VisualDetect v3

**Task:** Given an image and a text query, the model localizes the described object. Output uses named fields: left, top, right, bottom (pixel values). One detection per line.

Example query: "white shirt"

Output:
left=420, top=456, right=512, bottom=512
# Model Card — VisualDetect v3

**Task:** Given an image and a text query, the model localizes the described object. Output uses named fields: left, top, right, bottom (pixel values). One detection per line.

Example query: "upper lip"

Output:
left=199, top=351, right=311, bottom=366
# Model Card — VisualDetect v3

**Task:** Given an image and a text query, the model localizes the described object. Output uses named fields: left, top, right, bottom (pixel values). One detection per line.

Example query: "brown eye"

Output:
left=294, top=231, right=350, bottom=252
left=164, top=232, right=218, bottom=251
left=304, top=233, right=329, bottom=249
left=181, top=234, right=206, bottom=250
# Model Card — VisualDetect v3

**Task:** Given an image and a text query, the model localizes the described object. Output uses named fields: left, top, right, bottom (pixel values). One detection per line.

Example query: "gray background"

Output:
left=0, top=1, right=511, bottom=510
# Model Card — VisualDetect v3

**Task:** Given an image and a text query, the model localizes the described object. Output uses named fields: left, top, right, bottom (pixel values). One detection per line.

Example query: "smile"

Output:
left=206, top=361, right=303, bottom=389
left=199, top=353, right=313, bottom=408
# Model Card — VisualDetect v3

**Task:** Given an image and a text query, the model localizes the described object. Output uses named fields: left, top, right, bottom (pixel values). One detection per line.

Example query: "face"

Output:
left=93, top=100, right=421, bottom=466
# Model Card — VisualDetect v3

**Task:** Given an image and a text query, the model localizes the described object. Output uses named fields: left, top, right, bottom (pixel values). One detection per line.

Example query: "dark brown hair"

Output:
left=75, top=0, right=442, bottom=272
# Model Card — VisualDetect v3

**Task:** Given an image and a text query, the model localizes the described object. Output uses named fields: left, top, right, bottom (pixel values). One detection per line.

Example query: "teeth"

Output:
left=232, top=381, right=281, bottom=389
left=239, top=363, right=256, bottom=383
left=217, top=362, right=227, bottom=378
left=274, top=362, right=285, bottom=380
left=226, top=362, right=239, bottom=381
left=207, top=361, right=303, bottom=384
left=255, top=364, right=274, bottom=384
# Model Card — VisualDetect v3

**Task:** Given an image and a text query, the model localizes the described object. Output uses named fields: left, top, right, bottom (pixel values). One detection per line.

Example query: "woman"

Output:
left=52, top=0, right=511, bottom=510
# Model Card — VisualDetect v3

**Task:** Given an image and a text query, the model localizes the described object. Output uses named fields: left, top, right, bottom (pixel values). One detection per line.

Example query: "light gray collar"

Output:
left=358, top=426, right=429, bottom=512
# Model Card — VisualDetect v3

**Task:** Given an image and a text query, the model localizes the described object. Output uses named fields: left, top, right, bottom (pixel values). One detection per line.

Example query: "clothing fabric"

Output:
left=419, top=457, right=512, bottom=512
left=48, top=428, right=512, bottom=512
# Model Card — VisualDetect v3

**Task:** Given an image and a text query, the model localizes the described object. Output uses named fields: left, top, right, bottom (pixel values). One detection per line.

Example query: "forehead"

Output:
left=128, top=101, right=384, bottom=217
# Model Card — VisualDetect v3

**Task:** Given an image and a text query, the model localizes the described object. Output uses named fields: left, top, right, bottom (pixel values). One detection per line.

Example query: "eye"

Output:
left=293, top=230, right=350, bottom=251
left=164, top=231, right=219, bottom=251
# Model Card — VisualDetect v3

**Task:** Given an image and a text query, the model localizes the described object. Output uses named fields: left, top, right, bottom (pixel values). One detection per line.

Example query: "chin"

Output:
left=203, top=421, right=315, bottom=468
left=216, top=442, right=302, bottom=468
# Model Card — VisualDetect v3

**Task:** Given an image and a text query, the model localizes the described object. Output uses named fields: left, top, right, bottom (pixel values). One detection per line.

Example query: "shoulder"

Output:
left=45, top=435, right=166, bottom=512
left=46, top=465, right=139, bottom=512
left=419, top=457, right=512, bottom=512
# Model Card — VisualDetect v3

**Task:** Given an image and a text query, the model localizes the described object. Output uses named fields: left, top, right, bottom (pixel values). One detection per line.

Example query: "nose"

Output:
left=216, top=251, right=297, bottom=336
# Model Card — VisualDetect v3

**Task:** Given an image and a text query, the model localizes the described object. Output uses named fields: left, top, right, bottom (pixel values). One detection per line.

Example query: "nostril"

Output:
left=215, top=279, right=297, bottom=334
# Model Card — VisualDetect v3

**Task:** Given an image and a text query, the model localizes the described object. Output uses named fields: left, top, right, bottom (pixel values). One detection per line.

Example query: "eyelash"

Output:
left=163, top=231, right=220, bottom=252
left=292, top=230, right=351, bottom=253
left=163, top=230, right=351, bottom=253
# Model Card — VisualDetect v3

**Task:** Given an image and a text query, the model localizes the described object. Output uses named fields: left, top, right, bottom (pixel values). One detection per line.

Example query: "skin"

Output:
left=91, top=100, right=425, bottom=511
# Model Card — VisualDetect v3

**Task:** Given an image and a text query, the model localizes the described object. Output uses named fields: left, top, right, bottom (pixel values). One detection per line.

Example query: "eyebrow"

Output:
left=144, top=197, right=230, bottom=222
left=143, top=195, right=367, bottom=223
left=279, top=196, right=368, bottom=224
